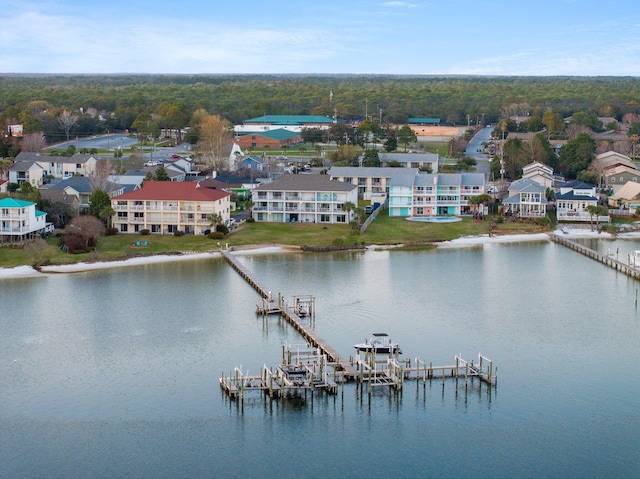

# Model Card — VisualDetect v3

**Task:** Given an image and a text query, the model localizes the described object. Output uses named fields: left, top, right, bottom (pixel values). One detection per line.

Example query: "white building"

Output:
left=0, top=197, right=48, bottom=244
left=328, top=167, right=419, bottom=201
left=252, top=174, right=358, bottom=224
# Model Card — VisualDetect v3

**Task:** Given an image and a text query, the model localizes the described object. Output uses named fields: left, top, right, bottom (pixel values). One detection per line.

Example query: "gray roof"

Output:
left=389, top=175, right=419, bottom=187
left=414, top=172, right=485, bottom=187
left=329, top=167, right=419, bottom=178
left=379, top=152, right=439, bottom=162
left=254, top=174, right=357, bottom=192
left=45, top=176, right=122, bottom=194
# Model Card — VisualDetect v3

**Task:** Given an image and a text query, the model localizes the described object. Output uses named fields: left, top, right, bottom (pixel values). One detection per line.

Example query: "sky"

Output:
left=2, top=0, right=640, bottom=76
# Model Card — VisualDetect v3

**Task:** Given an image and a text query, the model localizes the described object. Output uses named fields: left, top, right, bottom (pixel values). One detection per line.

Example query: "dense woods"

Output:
left=2, top=75, right=640, bottom=139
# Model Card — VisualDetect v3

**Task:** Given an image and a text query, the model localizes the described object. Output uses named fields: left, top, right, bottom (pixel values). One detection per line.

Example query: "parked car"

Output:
left=365, top=205, right=374, bottom=214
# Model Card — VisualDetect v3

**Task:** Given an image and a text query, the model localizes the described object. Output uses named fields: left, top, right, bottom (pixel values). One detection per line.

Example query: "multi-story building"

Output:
left=389, top=172, right=486, bottom=217
left=502, top=178, right=548, bottom=218
left=328, top=167, right=419, bottom=200
left=555, top=180, right=599, bottom=222
left=0, top=197, right=48, bottom=244
left=111, top=181, right=231, bottom=234
left=251, top=174, right=357, bottom=224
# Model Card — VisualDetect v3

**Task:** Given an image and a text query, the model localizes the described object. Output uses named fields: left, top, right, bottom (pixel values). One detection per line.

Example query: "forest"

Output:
left=2, top=74, right=640, bottom=140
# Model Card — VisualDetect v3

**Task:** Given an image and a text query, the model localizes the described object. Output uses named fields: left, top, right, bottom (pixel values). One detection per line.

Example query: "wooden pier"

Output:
left=219, top=250, right=496, bottom=402
left=550, top=233, right=640, bottom=280
left=221, top=251, right=358, bottom=378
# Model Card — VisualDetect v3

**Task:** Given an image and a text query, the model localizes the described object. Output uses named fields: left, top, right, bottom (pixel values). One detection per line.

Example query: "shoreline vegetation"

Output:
left=0, top=213, right=624, bottom=279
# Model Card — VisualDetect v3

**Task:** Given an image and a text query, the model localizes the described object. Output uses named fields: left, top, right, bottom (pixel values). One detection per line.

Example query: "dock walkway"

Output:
left=550, top=233, right=640, bottom=280
left=220, top=250, right=358, bottom=378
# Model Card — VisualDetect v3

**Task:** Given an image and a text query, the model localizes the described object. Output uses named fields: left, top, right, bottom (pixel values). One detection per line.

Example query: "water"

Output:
left=1, top=243, right=639, bottom=478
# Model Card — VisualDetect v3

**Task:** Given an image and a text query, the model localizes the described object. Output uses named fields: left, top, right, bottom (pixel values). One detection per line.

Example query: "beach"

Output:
left=0, top=227, right=629, bottom=280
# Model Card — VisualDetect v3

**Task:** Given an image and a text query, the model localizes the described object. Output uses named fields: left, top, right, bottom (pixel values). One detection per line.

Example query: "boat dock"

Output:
left=550, top=233, right=640, bottom=280
left=220, top=251, right=358, bottom=378
left=219, top=250, right=496, bottom=402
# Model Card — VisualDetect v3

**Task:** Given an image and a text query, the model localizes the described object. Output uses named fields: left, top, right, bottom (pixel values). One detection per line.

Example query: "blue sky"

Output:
left=2, top=0, right=640, bottom=76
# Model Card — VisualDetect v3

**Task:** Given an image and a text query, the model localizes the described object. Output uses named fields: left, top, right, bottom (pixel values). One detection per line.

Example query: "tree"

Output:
left=65, top=215, right=106, bottom=250
left=58, top=110, right=78, bottom=142
left=558, top=133, right=596, bottom=179
left=88, top=189, right=111, bottom=218
left=542, top=111, right=564, bottom=139
left=342, top=201, right=355, bottom=226
left=244, top=198, right=254, bottom=219
left=362, top=149, right=380, bottom=167
left=300, top=127, right=324, bottom=144
left=328, top=144, right=362, bottom=166
left=208, top=212, right=223, bottom=232
left=154, top=165, right=170, bottom=181
left=585, top=205, right=607, bottom=231
left=21, top=132, right=47, bottom=152
left=197, top=114, right=233, bottom=172
left=397, top=125, right=417, bottom=152
left=384, top=129, right=397, bottom=152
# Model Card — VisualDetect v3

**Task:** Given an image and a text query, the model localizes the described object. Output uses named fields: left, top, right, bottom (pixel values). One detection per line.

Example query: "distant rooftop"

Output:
left=244, top=115, right=335, bottom=125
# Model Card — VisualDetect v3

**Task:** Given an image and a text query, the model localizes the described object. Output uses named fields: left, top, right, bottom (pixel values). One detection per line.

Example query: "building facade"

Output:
left=0, top=197, right=48, bottom=244
left=388, top=172, right=486, bottom=217
left=251, top=175, right=357, bottom=224
left=328, top=167, right=419, bottom=201
left=111, top=181, right=231, bottom=235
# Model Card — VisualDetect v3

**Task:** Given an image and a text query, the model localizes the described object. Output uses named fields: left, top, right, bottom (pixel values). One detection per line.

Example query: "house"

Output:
left=502, top=178, right=548, bottom=218
left=0, top=197, right=48, bottom=244
left=38, top=189, right=81, bottom=226
left=221, top=140, right=244, bottom=171
left=13, top=152, right=98, bottom=179
left=236, top=156, right=264, bottom=172
left=555, top=180, right=600, bottom=222
left=608, top=181, right=640, bottom=211
left=603, top=165, right=640, bottom=193
left=42, top=177, right=124, bottom=213
left=522, top=162, right=554, bottom=189
left=234, top=129, right=302, bottom=150
left=9, top=160, right=45, bottom=187
left=388, top=172, right=487, bottom=217
left=251, top=174, right=357, bottom=224
left=378, top=153, right=439, bottom=172
left=111, top=180, right=231, bottom=235
left=0, top=179, right=8, bottom=193
left=328, top=167, right=419, bottom=201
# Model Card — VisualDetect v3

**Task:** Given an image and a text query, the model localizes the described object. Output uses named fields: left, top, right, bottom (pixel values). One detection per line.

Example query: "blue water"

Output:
left=1, top=243, right=639, bottom=478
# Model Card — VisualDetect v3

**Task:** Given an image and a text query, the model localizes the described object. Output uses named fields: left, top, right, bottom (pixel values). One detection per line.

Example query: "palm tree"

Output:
left=585, top=205, right=607, bottom=231
left=244, top=198, right=254, bottom=219
left=208, top=212, right=223, bottom=232
left=342, top=201, right=355, bottom=226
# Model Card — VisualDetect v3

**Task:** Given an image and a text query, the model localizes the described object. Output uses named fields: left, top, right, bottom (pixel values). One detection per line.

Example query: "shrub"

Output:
left=246, top=217, right=255, bottom=223
left=173, top=230, right=183, bottom=237
left=140, top=229, right=150, bottom=235
left=216, top=224, right=229, bottom=235
left=105, top=227, right=119, bottom=236
left=208, top=231, right=225, bottom=239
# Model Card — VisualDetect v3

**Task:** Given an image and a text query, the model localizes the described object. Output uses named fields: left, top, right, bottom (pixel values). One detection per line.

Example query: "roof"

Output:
left=555, top=190, right=598, bottom=201
left=45, top=176, right=122, bottom=194
left=253, top=174, right=357, bottom=192
left=610, top=181, right=640, bottom=201
left=595, top=151, right=636, bottom=170
left=329, top=167, right=420, bottom=177
left=198, top=178, right=241, bottom=190
left=603, top=165, right=639, bottom=177
left=389, top=175, right=419, bottom=187
left=9, top=160, right=43, bottom=172
left=415, top=173, right=485, bottom=186
left=113, top=180, right=230, bottom=201
left=508, top=177, right=545, bottom=192
left=0, top=197, right=35, bottom=208
left=408, top=118, right=441, bottom=124
left=244, top=115, right=334, bottom=125
left=239, top=129, right=302, bottom=141
left=379, top=152, right=439, bottom=162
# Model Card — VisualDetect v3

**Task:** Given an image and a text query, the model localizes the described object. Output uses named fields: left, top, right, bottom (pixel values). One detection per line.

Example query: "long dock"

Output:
left=220, top=250, right=359, bottom=378
left=550, top=233, right=640, bottom=280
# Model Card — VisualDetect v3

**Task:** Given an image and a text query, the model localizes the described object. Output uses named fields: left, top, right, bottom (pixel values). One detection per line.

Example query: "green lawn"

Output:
left=0, top=213, right=547, bottom=269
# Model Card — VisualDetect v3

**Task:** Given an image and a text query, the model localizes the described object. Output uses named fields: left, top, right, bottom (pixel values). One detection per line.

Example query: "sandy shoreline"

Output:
left=1, top=227, right=636, bottom=280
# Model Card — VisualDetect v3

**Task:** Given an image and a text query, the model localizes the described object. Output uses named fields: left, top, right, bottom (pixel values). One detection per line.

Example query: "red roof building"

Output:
left=111, top=181, right=231, bottom=235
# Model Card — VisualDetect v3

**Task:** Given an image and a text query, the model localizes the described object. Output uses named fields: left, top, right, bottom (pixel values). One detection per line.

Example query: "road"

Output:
left=465, top=126, right=494, bottom=178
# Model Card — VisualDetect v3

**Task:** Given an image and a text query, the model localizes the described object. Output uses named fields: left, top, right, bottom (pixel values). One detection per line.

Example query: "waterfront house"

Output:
left=522, top=162, right=554, bottom=189
left=388, top=172, right=486, bottom=217
left=328, top=166, right=419, bottom=201
left=251, top=174, right=357, bottom=224
left=555, top=180, right=600, bottom=222
left=502, top=177, right=547, bottom=218
left=0, top=197, right=48, bottom=244
left=111, top=180, right=231, bottom=234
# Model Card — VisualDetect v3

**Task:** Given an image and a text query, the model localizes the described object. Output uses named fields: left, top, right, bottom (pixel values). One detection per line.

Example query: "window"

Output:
left=337, top=214, right=346, bottom=223
left=611, top=177, right=616, bottom=183
left=117, top=212, right=128, bottom=218
left=151, top=224, right=161, bottom=233
left=120, top=224, right=128, bottom=232
left=320, top=214, right=330, bottom=222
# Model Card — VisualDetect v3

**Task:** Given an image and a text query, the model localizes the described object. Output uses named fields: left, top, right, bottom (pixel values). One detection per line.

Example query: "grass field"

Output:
left=0, top=213, right=549, bottom=269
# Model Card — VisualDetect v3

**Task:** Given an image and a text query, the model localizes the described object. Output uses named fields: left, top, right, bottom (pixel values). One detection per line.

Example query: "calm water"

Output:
left=1, top=243, right=639, bottom=478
